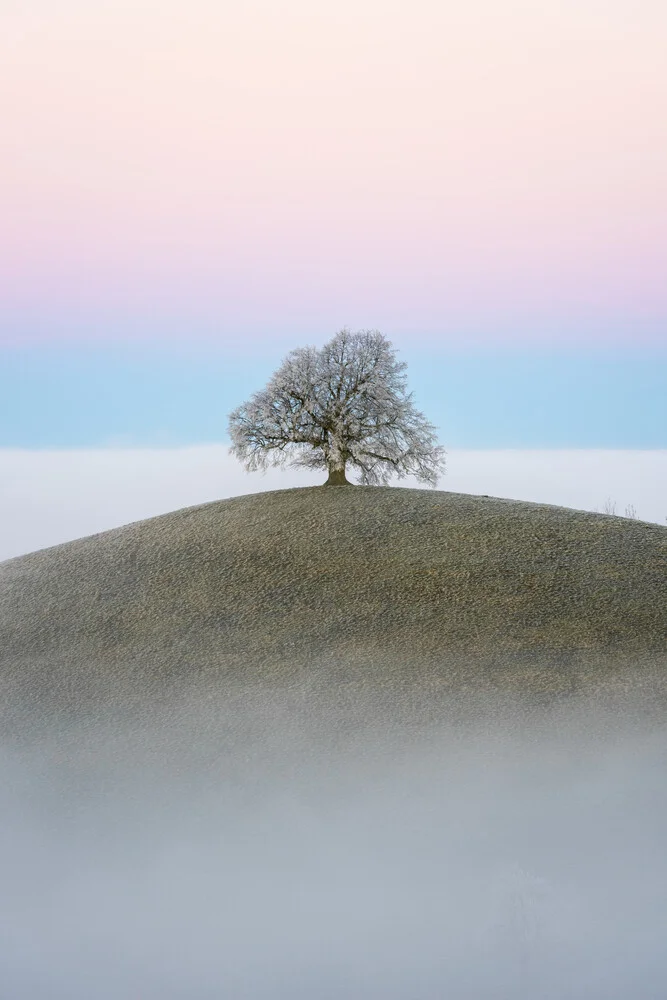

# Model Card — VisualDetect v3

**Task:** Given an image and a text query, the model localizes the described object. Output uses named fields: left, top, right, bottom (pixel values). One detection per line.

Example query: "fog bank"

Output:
left=1, top=677, right=666, bottom=998
left=2, top=446, right=665, bottom=560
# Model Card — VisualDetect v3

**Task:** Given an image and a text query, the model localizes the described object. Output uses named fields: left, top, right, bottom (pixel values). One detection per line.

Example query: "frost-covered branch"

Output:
left=228, top=329, right=446, bottom=486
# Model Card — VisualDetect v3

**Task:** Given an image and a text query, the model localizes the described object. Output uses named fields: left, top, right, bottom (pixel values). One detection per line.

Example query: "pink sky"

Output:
left=2, top=0, right=666, bottom=346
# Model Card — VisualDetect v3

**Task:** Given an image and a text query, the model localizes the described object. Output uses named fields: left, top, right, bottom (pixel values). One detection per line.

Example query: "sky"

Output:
left=1, top=0, right=665, bottom=552
left=2, top=0, right=666, bottom=349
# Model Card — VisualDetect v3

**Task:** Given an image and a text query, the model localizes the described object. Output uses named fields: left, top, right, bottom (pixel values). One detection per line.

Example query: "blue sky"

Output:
left=3, top=344, right=666, bottom=449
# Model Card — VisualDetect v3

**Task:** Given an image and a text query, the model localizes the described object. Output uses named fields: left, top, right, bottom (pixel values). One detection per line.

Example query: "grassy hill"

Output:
left=1, top=486, right=666, bottom=729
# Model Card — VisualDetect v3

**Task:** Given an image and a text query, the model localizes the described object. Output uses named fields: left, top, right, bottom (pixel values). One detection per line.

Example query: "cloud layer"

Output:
left=1, top=447, right=664, bottom=561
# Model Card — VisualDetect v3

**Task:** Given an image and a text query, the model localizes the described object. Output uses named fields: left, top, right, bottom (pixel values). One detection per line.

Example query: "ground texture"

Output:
left=1, top=486, right=666, bottom=729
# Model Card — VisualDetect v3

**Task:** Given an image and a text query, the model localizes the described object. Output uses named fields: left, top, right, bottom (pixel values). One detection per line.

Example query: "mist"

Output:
left=1, top=673, right=666, bottom=999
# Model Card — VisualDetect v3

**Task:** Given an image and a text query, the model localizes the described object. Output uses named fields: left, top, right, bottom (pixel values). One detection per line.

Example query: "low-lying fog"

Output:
left=1, top=676, right=666, bottom=998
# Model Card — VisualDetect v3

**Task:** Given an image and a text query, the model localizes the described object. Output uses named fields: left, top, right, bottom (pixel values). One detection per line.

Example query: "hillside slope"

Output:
left=1, top=486, right=666, bottom=725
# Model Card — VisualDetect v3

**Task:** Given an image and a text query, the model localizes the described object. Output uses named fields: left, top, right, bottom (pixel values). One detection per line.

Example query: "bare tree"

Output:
left=228, top=329, right=446, bottom=486
left=596, top=499, right=640, bottom=520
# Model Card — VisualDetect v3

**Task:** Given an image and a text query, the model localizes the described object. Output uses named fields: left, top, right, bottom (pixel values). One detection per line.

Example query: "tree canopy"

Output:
left=228, top=329, right=445, bottom=486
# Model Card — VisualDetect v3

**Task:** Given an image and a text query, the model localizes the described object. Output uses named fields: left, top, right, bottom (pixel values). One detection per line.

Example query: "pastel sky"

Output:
left=2, top=0, right=666, bottom=345
left=1, top=1, right=665, bottom=454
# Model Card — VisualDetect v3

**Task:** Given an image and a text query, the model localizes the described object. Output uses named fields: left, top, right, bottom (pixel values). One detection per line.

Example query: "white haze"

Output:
left=1, top=680, right=666, bottom=998
left=0, top=446, right=665, bottom=560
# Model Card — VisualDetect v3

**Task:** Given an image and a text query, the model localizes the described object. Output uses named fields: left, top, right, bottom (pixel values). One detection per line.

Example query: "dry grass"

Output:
left=1, top=486, right=666, bottom=728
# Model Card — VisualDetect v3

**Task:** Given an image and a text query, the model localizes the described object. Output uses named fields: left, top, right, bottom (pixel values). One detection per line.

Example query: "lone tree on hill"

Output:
left=228, top=328, right=446, bottom=486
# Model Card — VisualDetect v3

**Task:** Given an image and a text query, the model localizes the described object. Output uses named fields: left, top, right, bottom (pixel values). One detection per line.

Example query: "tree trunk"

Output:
left=324, top=465, right=352, bottom=485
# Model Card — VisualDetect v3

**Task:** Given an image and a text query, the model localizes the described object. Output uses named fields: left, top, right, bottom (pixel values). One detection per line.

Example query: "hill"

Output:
left=1, top=486, right=666, bottom=730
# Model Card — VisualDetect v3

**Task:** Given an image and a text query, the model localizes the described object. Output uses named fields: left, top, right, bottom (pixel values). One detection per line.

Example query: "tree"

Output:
left=228, top=328, right=446, bottom=486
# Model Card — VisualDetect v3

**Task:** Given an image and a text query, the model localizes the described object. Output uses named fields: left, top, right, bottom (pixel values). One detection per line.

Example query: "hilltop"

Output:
left=1, top=486, right=666, bottom=730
